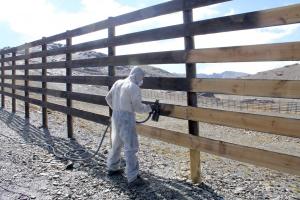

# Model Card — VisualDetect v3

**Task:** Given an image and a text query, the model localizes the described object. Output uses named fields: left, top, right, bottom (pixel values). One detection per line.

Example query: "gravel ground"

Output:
left=0, top=100, right=300, bottom=200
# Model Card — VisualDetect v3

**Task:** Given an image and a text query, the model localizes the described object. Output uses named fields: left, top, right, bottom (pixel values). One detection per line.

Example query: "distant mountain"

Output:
left=243, top=63, right=300, bottom=80
left=197, top=71, right=249, bottom=79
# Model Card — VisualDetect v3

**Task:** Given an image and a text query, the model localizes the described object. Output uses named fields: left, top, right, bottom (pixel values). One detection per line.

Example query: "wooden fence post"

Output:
left=24, top=46, right=30, bottom=118
left=1, top=54, right=4, bottom=108
left=108, top=17, right=115, bottom=114
left=42, top=38, right=48, bottom=128
left=183, top=6, right=201, bottom=183
left=12, top=51, right=16, bottom=113
left=66, top=33, right=73, bottom=138
left=108, top=17, right=116, bottom=145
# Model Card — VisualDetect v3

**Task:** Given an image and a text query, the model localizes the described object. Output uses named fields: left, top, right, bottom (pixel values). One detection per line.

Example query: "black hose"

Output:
left=135, top=112, right=152, bottom=124
left=61, top=123, right=111, bottom=161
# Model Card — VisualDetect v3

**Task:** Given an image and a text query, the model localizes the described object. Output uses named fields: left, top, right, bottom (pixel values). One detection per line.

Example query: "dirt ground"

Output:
left=0, top=98, right=299, bottom=200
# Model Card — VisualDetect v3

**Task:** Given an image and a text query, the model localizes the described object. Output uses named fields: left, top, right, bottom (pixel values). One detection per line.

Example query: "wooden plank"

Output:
left=0, top=90, right=110, bottom=125
left=24, top=47, right=29, bottom=118
left=187, top=42, right=300, bottom=63
left=0, top=75, right=111, bottom=85
left=183, top=7, right=201, bottom=183
left=0, top=83, right=107, bottom=106
left=3, top=74, right=300, bottom=98
left=1, top=42, right=98, bottom=62
left=2, top=74, right=300, bottom=99
left=66, top=36, right=73, bottom=138
left=2, top=50, right=186, bottom=70
left=160, top=104, right=300, bottom=138
left=1, top=74, right=188, bottom=91
left=1, top=54, right=4, bottom=108
left=111, top=0, right=230, bottom=27
left=190, top=78, right=300, bottom=99
left=108, top=18, right=116, bottom=125
left=0, top=0, right=229, bottom=56
left=4, top=37, right=300, bottom=70
left=136, top=125, right=300, bottom=176
left=3, top=61, right=65, bottom=71
left=3, top=39, right=300, bottom=64
left=42, top=40, right=48, bottom=127
left=11, top=51, right=16, bottom=113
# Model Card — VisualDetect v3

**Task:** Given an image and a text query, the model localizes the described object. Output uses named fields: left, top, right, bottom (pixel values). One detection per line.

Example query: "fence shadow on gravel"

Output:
left=0, top=107, right=223, bottom=199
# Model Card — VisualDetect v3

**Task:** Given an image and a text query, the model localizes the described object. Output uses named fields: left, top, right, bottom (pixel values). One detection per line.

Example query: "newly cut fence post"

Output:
left=183, top=6, right=201, bottom=183
left=24, top=46, right=30, bottom=118
left=1, top=54, right=4, bottom=108
left=42, top=38, right=48, bottom=127
left=12, top=51, right=16, bottom=113
left=66, top=34, right=73, bottom=138
left=108, top=17, right=116, bottom=146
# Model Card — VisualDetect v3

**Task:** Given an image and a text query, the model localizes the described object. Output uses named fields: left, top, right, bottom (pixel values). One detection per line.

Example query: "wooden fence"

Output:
left=0, top=0, right=300, bottom=183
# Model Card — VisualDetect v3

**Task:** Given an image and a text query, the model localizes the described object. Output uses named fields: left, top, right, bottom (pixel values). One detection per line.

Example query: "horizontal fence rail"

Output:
left=0, top=90, right=110, bottom=124
left=1, top=75, right=300, bottom=99
left=137, top=125, right=300, bottom=176
left=2, top=41, right=300, bottom=72
left=0, top=0, right=300, bottom=182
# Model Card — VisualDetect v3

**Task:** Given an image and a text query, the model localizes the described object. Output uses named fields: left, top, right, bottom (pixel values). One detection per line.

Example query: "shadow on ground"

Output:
left=0, top=108, right=223, bottom=200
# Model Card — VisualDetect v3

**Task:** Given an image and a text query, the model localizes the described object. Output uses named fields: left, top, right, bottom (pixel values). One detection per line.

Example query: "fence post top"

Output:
left=65, top=30, right=72, bottom=38
left=41, top=37, right=47, bottom=46
left=107, top=17, right=115, bottom=27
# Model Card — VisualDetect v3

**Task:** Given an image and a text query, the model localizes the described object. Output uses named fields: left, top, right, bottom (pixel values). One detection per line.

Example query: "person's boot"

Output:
left=107, top=168, right=124, bottom=176
left=128, top=175, right=147, bottom=188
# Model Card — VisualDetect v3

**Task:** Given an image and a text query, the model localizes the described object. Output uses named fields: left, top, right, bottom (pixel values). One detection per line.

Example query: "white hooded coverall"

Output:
left=105, top=67, right=151, bottom=182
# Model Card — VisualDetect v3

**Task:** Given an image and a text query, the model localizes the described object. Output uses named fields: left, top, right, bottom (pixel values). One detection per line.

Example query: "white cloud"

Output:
left=193, top=4, right=221, bottom=21
left=225, top=8, right=235, bottom=16
left=0, top=0, right=134, bottom=42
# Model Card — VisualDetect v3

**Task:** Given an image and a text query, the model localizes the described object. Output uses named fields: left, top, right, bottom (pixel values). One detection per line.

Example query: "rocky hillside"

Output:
left=197, top=71, right=249, bottom=79
left=10, top=43, right=175, bottom=77
left=243, top=63, right=300, bottom=80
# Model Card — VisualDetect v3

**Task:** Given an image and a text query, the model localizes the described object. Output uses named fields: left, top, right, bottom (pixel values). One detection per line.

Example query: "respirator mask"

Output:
left=138, top=80, right=143, bottom=86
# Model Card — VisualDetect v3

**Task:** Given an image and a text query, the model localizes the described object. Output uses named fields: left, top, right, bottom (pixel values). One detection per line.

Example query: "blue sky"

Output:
left=0, top=0, right=300, bottom=74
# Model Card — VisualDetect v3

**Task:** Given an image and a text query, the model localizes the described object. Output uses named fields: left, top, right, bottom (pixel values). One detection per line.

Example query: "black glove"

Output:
left=150, top=104, right=156, bottom=111
left=150, top=100, right=160, bottom=112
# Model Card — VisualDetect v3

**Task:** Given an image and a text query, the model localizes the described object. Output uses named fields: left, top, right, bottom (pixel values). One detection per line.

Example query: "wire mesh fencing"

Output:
left=142, top=89, right=300, bottom=115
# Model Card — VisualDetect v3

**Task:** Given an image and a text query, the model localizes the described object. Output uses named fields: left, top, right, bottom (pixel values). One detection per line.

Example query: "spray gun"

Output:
left=150, top=100, right=160, bottom=122
left=136, top=100, right=160, bottom=124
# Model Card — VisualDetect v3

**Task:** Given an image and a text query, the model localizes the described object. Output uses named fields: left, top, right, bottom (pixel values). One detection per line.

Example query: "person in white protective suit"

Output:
left=105, top=66, right=152, bottom=187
